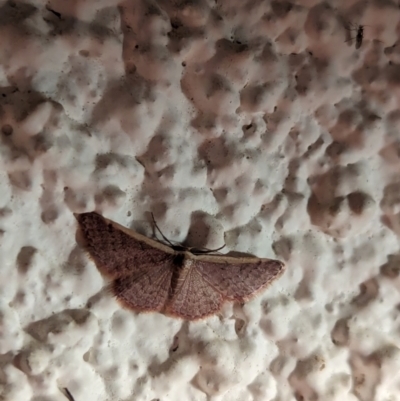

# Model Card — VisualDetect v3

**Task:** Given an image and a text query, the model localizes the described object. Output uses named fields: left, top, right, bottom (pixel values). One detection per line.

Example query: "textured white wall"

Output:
left=0, top=0, right=400, bottom=400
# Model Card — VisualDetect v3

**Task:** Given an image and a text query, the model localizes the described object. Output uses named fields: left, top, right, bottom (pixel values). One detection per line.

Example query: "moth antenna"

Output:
left=150, top=213, right=175, bottom=247
left=194, top=244, right=227, bottom=254
left=60, top=388, right=75, bottom=401
left=208, top=243, right=226, bottom=253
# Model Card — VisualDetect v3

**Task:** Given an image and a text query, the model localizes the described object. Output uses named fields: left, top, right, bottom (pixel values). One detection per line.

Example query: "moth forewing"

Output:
left=101, top=215, right=177, bottom=255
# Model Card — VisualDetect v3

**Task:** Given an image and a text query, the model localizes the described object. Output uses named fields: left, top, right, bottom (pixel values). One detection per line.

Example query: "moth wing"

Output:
left=112, top=261, right=175, bottom=313
left=165, top=260, right=223, bottom=320
left=75, top=212, right=176, bottom=278
left=193, top=255, right=285, bottom=302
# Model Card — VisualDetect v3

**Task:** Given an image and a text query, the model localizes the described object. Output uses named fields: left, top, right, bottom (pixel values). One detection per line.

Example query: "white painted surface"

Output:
left=1, top=1, right=400, bottom=400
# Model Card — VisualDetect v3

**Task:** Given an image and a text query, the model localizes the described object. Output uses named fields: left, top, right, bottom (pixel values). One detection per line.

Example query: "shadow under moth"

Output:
left=74, top=212, right=285, bottom=320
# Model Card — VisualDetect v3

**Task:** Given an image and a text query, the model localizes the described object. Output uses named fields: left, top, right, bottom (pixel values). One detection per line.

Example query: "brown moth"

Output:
left=344, top=21, right=366, bottom=49
left=74, top=212, right=285, bottom=320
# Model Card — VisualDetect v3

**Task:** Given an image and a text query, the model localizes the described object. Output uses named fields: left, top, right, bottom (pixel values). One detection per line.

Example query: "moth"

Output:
left=74, top=212, right=285, bottom=320
left=354, top=24, right=364, bottom=49
left=345, top=22, right=365, bottom=49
